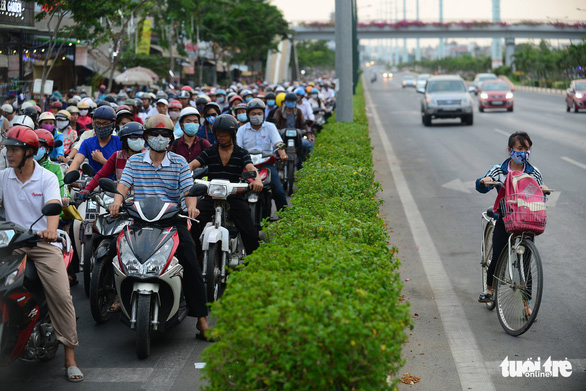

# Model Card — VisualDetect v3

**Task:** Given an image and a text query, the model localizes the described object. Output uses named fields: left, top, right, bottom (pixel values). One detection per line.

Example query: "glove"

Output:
left=76, top=189, right=90, bottom=201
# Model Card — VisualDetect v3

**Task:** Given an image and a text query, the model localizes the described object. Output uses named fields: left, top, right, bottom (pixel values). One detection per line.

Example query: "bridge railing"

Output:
left=293, top=19, right=586, bottom=29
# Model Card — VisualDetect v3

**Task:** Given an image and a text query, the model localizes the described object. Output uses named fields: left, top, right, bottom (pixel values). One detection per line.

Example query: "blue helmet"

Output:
left=294, top=87, right=306, bottom=96
left=118, top=122, right=144, bottom=139
left=92, top=105, right=116, bottom=121
left=216, top=89, right=226, bottom=96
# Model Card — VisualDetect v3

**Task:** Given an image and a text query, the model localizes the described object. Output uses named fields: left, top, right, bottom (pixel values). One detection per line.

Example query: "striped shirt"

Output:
left=476, top=158, right=543, bottom=194
left=120, top=151, right=192, bottom=208
left=196, top=144, right=252, bottom=183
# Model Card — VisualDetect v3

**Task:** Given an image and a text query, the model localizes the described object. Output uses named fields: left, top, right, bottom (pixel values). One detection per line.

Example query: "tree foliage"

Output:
left=296, top=40, right=335, bottom=69
left=410, top=53, right=491, bottom=76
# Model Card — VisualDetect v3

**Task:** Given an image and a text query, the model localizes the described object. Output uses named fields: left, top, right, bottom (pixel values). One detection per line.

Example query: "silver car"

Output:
left=418, top=75, right=474, bottom=126
left=416, top=73, right=431, bottom=90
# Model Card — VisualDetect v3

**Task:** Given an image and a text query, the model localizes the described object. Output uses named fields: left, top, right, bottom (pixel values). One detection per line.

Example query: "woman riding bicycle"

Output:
left=475, top=131, right=549, bottom=303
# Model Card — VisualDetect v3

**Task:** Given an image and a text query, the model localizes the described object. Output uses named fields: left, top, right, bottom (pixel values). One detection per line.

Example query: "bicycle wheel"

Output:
left=494, top=238, right=543, bottom=336
left=481, top=222, right=495, bottom=311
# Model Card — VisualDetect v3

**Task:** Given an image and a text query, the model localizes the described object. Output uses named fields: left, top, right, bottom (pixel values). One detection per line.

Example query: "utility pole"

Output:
left=416, top=0, right=421, bottom=61
left=402, top=0, right=407, bottom=63
left=335, top=0, right=353, bottom=122
left=491, top=0, right=502, bottom=69
left=439, top=0, right=444, bottom=59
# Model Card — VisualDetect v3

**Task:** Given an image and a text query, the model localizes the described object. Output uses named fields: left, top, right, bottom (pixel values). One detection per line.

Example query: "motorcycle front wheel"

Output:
left=136, top=294, right=152, bottom=359
left=287, top=159, right=296, bottom=196
left=90, top=258, right=116, bottom=324
left=82, top=239, right=93, bottom=297
left=205, top=243, right=225, bottom=305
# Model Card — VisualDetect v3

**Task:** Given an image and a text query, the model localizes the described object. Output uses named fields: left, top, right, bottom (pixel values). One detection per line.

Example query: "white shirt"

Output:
left=236, top=121, right=283, bottom=155
left=323, top=88, right=335, bottom=100
left=297, top=98, right=315, bottom=121
left=138, top=106, right=158, bottom=123
left=0, top=160, right=61, bottom=232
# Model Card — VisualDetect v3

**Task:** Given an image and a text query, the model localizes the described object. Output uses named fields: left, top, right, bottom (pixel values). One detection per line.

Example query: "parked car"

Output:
left=402, top=76, right=416, bottom=88
left=472, top=73, right=497, bottom=95
left=478, top=80, right=514, bottom=112
left=565, top=79, right=586, bottom=113
left=418, top=75, right=474, bottom=126
left=416, top=73, right=431, bottom=90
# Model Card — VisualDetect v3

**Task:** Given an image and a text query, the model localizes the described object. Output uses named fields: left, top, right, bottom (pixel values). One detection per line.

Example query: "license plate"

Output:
left=287, top=139, right=295, bottom=147
left=84, top=223, right=93, bottom=235
left=491, top=101, right=504, bottom=105
left=441, top=107, right=457, bottom=111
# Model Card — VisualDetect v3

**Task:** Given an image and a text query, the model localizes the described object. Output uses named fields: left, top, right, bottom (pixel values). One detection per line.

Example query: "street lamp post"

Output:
left=335, top=0, right=353, bottom=122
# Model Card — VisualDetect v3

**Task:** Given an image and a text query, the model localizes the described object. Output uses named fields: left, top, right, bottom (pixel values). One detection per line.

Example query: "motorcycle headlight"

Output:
left=575, top=92, right=583, bottom=99
left=4, top=270, right=18, bottom=287
left=119, top=236, right=142, bottom=275
left=144, top=239, right=175, bottom=276
left=285, top=130, right=297, bottom=137
left=0, top=230, right=15, bottom=248
left=209, top=184, right=227, bottom=198
left=480, top=92, right=488, bottom=99
left=505, top=92, right=514, bottom=99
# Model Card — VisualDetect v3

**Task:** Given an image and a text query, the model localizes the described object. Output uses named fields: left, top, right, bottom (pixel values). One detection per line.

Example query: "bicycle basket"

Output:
left=499, top=193, right=547, bottom=235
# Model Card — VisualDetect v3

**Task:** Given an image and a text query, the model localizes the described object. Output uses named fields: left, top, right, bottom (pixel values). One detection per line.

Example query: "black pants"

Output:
left=487, top=218, right=508, bottom=287
left=196, top=195, right=259, bottom=255
left=174, top=222, right=208, bottom=318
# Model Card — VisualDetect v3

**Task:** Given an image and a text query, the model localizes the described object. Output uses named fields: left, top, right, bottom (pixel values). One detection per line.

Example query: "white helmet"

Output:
left=11, top=115, right=35, bottom=129
left=179, top=107, right=200, bottom=123
left=20, top=101, right=34, bottom=111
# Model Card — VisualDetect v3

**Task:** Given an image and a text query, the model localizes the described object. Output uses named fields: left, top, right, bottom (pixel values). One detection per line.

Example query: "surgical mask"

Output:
left=510, top=150, right=530, bottom=165
left=267, top=100, right=275, bottom=107
left=147, top=135, right=171, bottom=152
left=56, top=120, right=69, bottom=130
left=127, top=138, right=145, bottom=152
left=183, top=122, right=199, bottom=136
left=245, top=97, right=252, bottom=103
left=250, top=115, right=264, bottom=126
left=169, top=111, right=180, bottom=120
left=79, top=109, right=88, bottom=116
left=94, top=123, right=114, bottom=139
left=206, top=115, right=216, bottom=124
left=41, top=124, right=55, bottom=133
left=174, top=127, right=184, bottom=138
left=285, top=101, right=296, bottom=109
left=311, top=94, right=318, bottom=99
left=33, top=147, right=46, bottom=161
left=237, top=113, right=248, bottom=122
left=217, top=97, right=225, bottom=103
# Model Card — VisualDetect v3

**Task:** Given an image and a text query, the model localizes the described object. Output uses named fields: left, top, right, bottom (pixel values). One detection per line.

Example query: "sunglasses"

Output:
left=147, top=130, right=171, bottom=137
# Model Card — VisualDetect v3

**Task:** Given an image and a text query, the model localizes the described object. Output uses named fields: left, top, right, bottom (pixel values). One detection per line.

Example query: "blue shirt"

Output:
left=49, top=131, right=65, bottom=159
left=196, top=123, right=217, bottom=145
left=119, top=151, right=192, bottom=209
left=78, top=135, right=122, bottom=175
left=236, top=121, right=282, bottom=155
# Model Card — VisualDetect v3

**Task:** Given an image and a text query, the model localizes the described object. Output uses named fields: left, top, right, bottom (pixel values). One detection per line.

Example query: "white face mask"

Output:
left=127, top=138, right=145, bottom=152
left=56, top=120, right=69, bottom=130
left=79, top=109, right=88, bottom=116
left=169, top=111, right=180, bottom=120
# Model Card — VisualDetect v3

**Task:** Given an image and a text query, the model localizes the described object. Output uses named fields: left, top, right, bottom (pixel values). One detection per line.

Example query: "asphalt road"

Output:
left=369, top=72, right=586, bottom=391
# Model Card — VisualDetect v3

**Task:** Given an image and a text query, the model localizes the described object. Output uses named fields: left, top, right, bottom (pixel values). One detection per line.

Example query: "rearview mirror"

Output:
left=42, top=202, right=63, bottom=216
left=81, top=163, right=95, bottom=177
left=187, top=183, right=208, bottom=197
left=63, top=170, right=80, bottom=185
left=98, top=178, right=119, bottom=194
left=416, top=87, right=425, bottom=94
left=468, top=86, right=476, bottom=93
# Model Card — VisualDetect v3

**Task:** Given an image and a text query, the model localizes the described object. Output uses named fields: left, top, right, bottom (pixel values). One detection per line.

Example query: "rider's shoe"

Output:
left=478, top=291, right=493, bottom=303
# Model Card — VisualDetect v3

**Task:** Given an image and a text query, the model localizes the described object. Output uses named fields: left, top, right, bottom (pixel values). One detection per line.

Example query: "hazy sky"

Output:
left=271, top=0, right=586, bottom=24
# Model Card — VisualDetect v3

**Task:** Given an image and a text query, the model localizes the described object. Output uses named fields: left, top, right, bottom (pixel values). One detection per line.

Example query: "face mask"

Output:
left=217, top=97, right=225, bottom=103
left=33, top=147, right=46, bottom=161
left=267, top=100, right=275, bottom=107
left=174, top=127, right=184, bottom=138
left=79, top=109, right=88, bottom=116
left=510, top=150, right=530, bottom=165
left=41, top=124, right=55, bottom=133
left=250, top=115, right=264, bottom=126
left=169, top=111, right=180, bottom=120
left=311, top=94, right=318, bottom=99
left=237, top=113, right=248, bottom=122
left=56, top=120, right=69, bottom=130
left=94, top=123, right=114, bottom=139
left=285, top=101, right=296, bottom=109
left=183, top=122, right=199, bottom=136
left=127, top=138, right=145, bottom=152
left=245, top=97, right=252, bottom=103
left=147, top=135, right=171, bottom=152
left=206, top=116, right=216, bottom=125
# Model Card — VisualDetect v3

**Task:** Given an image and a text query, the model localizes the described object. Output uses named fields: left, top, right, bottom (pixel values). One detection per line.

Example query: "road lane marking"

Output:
left=441, top=178, right=475, bottom=194
left=364, top=85, right=496, bottom=391
left=493, top=128, right=510, bottom=137
left=194, top=362, right=206, bottom=369
left=82, top=368, right=154, bottom=382
left=561, top=156, right=586, bottom=171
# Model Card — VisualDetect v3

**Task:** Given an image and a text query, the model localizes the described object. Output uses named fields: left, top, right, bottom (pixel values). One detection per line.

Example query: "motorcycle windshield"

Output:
left=127, top=197, right=179, bottom=223
left=124, top=225, right=178, bottom=263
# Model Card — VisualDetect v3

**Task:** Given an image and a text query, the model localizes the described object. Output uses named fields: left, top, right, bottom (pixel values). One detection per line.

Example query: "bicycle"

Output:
left=480, top=182, right=553, bottom=336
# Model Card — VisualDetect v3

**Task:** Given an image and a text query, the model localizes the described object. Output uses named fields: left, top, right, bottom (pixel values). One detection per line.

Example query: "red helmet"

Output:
left=229, top=95, right=243, bottom=105
left=1, top=126, right=40, bottom=149
left=168, top=100, right=182, bottom=110
left=181, top=86, right=192, bottom=92
left=34, top=128, right=62, bottom=148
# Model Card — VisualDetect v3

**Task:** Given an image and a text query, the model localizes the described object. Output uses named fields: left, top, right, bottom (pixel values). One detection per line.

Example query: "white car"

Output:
left=416, top=74, right=431, bottom=90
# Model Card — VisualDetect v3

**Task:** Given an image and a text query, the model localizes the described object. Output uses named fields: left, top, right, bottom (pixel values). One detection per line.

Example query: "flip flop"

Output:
left=66, top=366, right=84, bottom=382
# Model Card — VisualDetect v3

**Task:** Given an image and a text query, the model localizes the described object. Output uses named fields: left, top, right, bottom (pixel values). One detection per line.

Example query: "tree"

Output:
left=296, top=41, right=335, bottom=70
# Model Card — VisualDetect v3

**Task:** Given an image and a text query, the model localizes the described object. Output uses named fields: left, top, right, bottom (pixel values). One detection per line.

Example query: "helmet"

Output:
left=285, top=92, right=297, bottom=102
left=11, top=115, right=35, bottom=129
left=216, top=89, right=226, bottom=96
left=77, top=101, right=90, bottom=109
left=203, top=102, right=221, bottom=116
left=309, top=82, right=315, bottom=86
left=311, top=88, right=319, bottom=94
left=295, top=87, right=306, bottom=96
left=178, top=90, right=191, bottom=99
left=21, top=106, right=38, bottom=123
left=96, top=100, right=111, bottom=107
left=38, top=111, right=56, bottom=122
left=67, top=98, right=79, bottom=106
left=196, top=96, right=209, bottom=106
left=156, top=91, right=168, bottom=100
left=1, top=104, right=14, bottom=114
left=118, top=122, right=144, bottom=139
left=275, top=86, right=285, bottom=93
left=55, top=110, right=71, bottom=120
left=229, top=95, right=243, bottom=105
left=265, top=92, right=276, bottom=100
left=104, top=95, right=116, bottom=103
left=66, top=105, right=79, bottom=114
left=211, top=114, right=238, bottom=139
left=240, top=89, right=252, bottom=98
left=246, top=98, right=265, bottom=113
left=144, top=114, right=174, bottom=133
left=168, top=100, right=182, bottom=110
left=275, top=92, right=287, bottom=107
left=179, top=107, right=200, bottom=123
left=20, top=101, right=34, bottom=111
left=115, top=105, right=133, bottom=119
left=305, top=86, right=313, bottom=94
left=124, top=99, right=137, bottom=107
left=92, top=106, right=116, bottom=122
left=34, top=128, right=62, bottom=148
left=1, top=126, right=39, bottom=149
left=234, top=103, right=247, bottom=112
left=181, top=86, right=193, bottom=92
left=117, top=92, right=129, bottom=101
left=51, top=101, right=63, bottom=110
left=99, top=84, right=107, bottom=90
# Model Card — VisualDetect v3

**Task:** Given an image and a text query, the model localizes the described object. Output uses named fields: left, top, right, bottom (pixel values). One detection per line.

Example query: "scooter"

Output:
left=192, top=174, right=254, bottom=304
left=0, top=203, right=73, bottom=365
left=247, top=150, right=276, bottom=231
left=277, top=130, right=302, bottom=196
left=98, top=178, right=197, bottom=359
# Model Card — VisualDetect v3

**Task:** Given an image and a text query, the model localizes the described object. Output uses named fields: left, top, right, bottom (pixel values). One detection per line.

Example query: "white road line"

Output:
left=364, top=86, right=495, bottom=391
left=561, top=156, right=586, bottom=171
left=83, top=368, right=154, bottom=382
left=493, top=128, right=510, bottom=137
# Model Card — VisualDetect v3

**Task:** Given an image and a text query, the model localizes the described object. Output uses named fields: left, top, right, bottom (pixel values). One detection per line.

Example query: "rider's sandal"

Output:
left=523, top=300, right=532, bottom=318
left=66, top=366, right=84, bottom=382
left=107, top=299, right=122, bottom=313
left=478, top=290, right=494, bottom=303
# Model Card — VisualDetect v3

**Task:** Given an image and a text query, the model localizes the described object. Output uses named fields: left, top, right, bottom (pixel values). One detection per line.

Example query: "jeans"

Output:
left=266, top=163, right=288, bottom=211
left=299, top=138, right=314, bottom=169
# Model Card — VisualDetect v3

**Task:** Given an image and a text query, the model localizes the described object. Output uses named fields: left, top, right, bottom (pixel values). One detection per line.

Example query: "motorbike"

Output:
left=0, top=203, right=73, bottom=366
left=98, top=178, right=197, bottom=359
left=247, top=149, right=276, bottom=231
left=192, top=173, right=254, bottom=304
left=277, top=130, right=303, bottom=196
left=312, top=108, right=326, bottom=133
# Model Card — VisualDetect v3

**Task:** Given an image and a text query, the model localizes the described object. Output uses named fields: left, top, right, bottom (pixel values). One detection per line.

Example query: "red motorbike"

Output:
left=0, top=203, right=74, bottom=365
left=246, top=149, right=276, bottom=232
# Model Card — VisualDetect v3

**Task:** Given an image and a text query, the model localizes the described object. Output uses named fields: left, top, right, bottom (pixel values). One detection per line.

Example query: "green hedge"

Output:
left=201, top=82, right=411, bottom=390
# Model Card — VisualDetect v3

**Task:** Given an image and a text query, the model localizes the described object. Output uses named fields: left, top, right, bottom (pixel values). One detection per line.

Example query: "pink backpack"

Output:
left=494, top=170, right=547, bottom=235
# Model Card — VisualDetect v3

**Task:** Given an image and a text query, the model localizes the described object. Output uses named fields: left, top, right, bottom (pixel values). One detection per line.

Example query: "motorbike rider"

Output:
left=2, top=103, right=15, bottom=130
left=294, top=87, right=315, bottom=125
left=216, top=89, right=229, bottom=111
left=170, top=107, right=211, bottom=164
left=155, top=98, right=169, bottom=115
left=197, top=102, right=220, bottom=144
left=178, top=90, right=191, bottom=109
left=308, top=88, right=326, bottom=111
left=236, top=99, right=289, bottom=212
left=66, top=105, right=87, bottom=135
left=273, top=93, right=314, bottom=168
left=34, top=129, right=70, bottom=207
left=138, top=93, right=157, bottom=123
left=0, top=127, right=83, bottom=382
left=67, top=106, right=122, bottom=176
left=108, top=114, right=214, bottom=340
left=189, top=114, right=263, bottom=254
left=235, top=103, right=248, bottom=126
left=55, top=110, right=77, bottom=157
left=38, top=112, right=66, bottom=162
left=264, top=92, right=277, bottom=119
left=76, top=100, right=92, bottom=129
left=224, top=94, right=243, bottom=115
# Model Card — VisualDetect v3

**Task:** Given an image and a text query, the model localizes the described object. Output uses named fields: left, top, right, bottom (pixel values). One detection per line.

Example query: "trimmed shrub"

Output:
left=202, top=81, right=411, bottom=390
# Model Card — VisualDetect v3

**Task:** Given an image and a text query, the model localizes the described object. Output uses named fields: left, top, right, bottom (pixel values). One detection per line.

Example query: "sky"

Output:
left=271, top=0, right=586, bottom=24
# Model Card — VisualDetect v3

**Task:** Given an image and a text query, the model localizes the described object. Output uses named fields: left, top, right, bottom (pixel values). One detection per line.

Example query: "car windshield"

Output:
left=483, top=83, right=509, bottom=91
left=575, top=82, right=586, bottom=91
left=427, top=80, right=466, bottom=93
left=479, top=75, right=497, bottom=82
left=417, top=74, right=430, bottom=81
